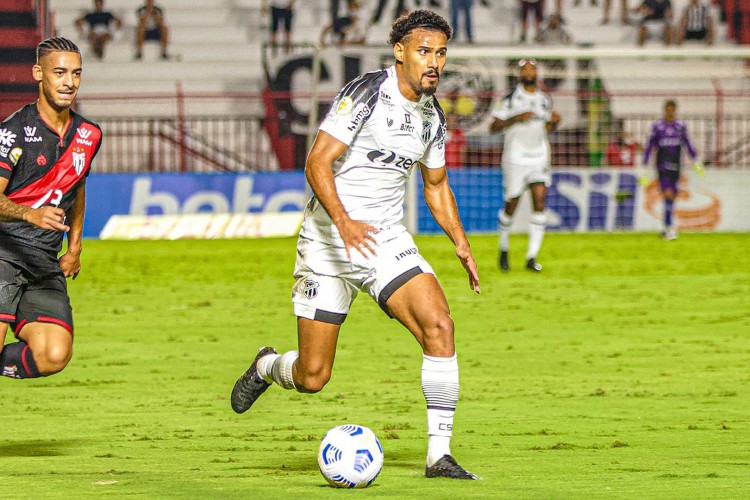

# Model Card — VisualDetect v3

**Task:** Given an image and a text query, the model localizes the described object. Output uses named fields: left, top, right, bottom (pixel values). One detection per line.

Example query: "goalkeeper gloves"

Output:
left=693, top=160, right=705, bottom=177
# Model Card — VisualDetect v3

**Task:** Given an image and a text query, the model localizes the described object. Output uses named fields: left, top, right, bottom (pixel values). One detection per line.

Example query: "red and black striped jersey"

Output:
left=0, top=103, right=102, bottom=262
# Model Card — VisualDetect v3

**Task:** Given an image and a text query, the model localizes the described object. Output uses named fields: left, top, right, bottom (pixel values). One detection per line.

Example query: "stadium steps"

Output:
left=0, top=0, right=39, bottom=120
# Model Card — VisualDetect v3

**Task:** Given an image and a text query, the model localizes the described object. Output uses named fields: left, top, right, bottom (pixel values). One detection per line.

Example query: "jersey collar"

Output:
left=387, top=65, right=434, bottom=109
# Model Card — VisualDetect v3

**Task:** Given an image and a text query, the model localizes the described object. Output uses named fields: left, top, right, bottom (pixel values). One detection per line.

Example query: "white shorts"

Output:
left=292, top=225, right=435, bottom=324
left=502, top=162, right=551, bottom=201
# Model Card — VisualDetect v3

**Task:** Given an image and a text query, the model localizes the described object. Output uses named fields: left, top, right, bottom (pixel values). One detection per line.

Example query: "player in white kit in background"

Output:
left=489, top=59, right=560, bottom=273
left=230, top=10, right=481, bottom=480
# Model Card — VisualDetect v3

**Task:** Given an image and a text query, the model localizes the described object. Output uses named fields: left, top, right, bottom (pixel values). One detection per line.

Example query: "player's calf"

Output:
left=0, top=342, right=42, bottom=378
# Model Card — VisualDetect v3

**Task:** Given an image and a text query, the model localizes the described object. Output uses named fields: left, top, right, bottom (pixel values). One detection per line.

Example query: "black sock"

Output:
left=0, top=342, right=42, bottom=378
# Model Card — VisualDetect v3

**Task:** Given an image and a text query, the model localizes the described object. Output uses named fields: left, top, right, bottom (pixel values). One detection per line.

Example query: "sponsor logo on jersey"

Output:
left=76, top=126, right=93, bottom=146
left=346, top=103, right=371, bottom=132
left=0, top=128, right=17, bottom=147
left=72, top=147, right=86, bottom=175
left=303, top=279, right=319, bottom=299
left=9, top=147, right=22, bottom=166
left=366, top=149, right=417, bottom=171
left=336, top=96, right=354, bottom=115
left=23, top=126, right=42, bottom=143
left=379, top=90, right=394, bottom=110
left=400, top=113, right=414, bottom=132
left=37, top=154, right=47, bottom=166
left=421, top=121, right=432, bottom=143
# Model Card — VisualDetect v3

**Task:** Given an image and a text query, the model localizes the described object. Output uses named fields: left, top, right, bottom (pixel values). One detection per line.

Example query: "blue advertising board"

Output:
left=84, top=168, right=641, bottom=238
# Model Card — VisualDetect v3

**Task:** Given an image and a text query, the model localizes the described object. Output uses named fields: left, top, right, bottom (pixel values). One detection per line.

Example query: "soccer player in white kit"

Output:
left=489, top=59, right=560, bottom=273
left=231, top=10, right=480, bottom=480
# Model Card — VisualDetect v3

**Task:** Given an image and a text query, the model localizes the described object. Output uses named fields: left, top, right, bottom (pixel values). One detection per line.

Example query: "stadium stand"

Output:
left=0, top=0, right=42, bottom=119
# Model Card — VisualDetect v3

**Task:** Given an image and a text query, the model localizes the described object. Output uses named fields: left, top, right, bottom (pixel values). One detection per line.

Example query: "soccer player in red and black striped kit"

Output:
left=0, top=37, right=102, bottom=379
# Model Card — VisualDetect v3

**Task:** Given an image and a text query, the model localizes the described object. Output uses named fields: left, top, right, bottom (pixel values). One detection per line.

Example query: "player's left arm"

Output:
left=420, top=164, right=480, bottom=294
left=59, top=181, right=86, bottom=279
left=546, top=110, right=561, bottom=133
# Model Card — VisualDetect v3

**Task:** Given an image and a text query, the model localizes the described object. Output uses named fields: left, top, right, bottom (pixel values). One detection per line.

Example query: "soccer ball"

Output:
left=317, top=424, right=384, bottom=488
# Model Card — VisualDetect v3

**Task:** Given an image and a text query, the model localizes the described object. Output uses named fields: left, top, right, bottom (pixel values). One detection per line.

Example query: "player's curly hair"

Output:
left=37, top=37, right=80, bottom=63
left=388, top=9, right=452, bottom=45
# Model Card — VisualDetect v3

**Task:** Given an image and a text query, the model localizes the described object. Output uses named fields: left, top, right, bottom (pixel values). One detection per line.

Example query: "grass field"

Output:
left=2, top=232, right=749, bottom=499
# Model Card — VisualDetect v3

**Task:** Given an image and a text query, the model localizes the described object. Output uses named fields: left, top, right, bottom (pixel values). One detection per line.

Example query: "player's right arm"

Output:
left=0, top=177, right=69, bottom=231
left=642, top=122, right=659, bottom=165
left=305, top=130, right=377, bottom=259
left=488, top=94, right=533, bottom=133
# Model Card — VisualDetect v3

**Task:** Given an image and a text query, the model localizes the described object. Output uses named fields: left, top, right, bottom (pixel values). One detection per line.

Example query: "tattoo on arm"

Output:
left=0, top=194, right=29, bottom=221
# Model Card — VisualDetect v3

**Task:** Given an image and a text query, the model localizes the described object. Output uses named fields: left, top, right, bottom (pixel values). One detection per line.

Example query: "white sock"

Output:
left=527, top=211, right=546, bottom=260
left=422, top=353, right=459, bottom=467
left=267, top=350, right=298, bottom=390
left=498, top=209, right=513, bottom=252
left=256, top=352, right=281, bottom=383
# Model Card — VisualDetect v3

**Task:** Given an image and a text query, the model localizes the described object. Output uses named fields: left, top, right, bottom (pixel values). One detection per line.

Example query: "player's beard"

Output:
left=42, top=84, right=76, bottom=113
left=418, top=71, right=440, bottom=96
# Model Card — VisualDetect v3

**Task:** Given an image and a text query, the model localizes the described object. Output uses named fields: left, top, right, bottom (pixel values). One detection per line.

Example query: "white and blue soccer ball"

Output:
left=317, top=424, right=384, bottom=488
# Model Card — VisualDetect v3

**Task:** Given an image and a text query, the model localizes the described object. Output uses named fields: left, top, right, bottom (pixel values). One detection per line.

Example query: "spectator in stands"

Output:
left=263, top=0, right=296, bottom=55
left=676, top=0, right=714, bottom=45
left=135, top=0, right=170, bottom=60
left=75, top=0, right=122, bottom=60
left=451, top=0, right=475, bottom=43
left=601, top=0, right=629, bottom=25
left=606, top=119, right=640, bottom=166
left=634, top=0, right=673, bottom=46
left=535, top=14, right=573, bottom=44
left=370, top=0, right=407, bottom=25
left=519, top=0, right=545, bottom=43
left=322, top=0, right=366, bottom=47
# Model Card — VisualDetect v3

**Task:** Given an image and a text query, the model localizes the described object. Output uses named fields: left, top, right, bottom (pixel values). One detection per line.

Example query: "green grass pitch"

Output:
left=2, top=233, right=749, bottom=498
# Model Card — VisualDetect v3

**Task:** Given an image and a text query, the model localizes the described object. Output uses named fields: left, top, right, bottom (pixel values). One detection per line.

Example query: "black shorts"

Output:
left=271, top=6, right=293, bottom=33
left=0, top=260, right=73, bottom=337
left=685, top=29, right=707, bottom=40
left=145, top=27, right=163, bottom=41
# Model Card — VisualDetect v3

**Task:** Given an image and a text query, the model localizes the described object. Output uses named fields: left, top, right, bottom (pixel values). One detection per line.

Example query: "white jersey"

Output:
left=492, top=84, right=552, bottom=168
left=308, top=65, right=446, bottom=239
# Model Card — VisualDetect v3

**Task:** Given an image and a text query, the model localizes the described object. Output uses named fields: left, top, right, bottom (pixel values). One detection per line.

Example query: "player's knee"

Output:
left=295, top=365, right=332, bottom=393
left=35, top=344, right=72, bottom=375
left=422, top=314, right=455, bottom=356
left=296, top=370, right=331, bottom=393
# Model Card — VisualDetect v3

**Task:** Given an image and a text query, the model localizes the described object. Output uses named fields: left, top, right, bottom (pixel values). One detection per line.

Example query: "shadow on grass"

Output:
left=0, top=439, right=76, bottom=457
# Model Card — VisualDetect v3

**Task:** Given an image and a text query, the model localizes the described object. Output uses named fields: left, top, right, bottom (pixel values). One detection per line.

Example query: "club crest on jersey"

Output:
left=72, top=147, right=86, bottom=175
left=387, top=118, right=393, bottom=128
left=336, top=96, right=354, bottom=115
left=421, top=121, right=432, bottom=143
left=76, top=127, right=93, bottom=146
left=303, top=279, right=319, bottom=300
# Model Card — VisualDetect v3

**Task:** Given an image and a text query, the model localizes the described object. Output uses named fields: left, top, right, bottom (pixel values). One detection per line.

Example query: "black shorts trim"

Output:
left=378, top=266, right=424, bottom=317
left=313, top=309, right=347, bottom=325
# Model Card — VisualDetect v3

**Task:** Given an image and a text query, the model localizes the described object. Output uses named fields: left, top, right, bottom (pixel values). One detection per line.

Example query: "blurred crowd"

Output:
left=72, top=0, right=741, bottom=62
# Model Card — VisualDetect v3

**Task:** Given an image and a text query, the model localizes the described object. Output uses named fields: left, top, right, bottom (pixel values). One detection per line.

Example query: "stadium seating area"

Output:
left=45, top=0, right=735, bottom=117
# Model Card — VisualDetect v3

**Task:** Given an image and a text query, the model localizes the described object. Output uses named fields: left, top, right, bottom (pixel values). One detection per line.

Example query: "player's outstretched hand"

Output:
left=456, top=244, right=480, bottom=294
left=59, top=250, right=81, bottom=279
left=693, top=160, right=705, bottom=177
left=23, top=206, right=70, bottom=232
left=338, top=218, right=379, bottom=260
